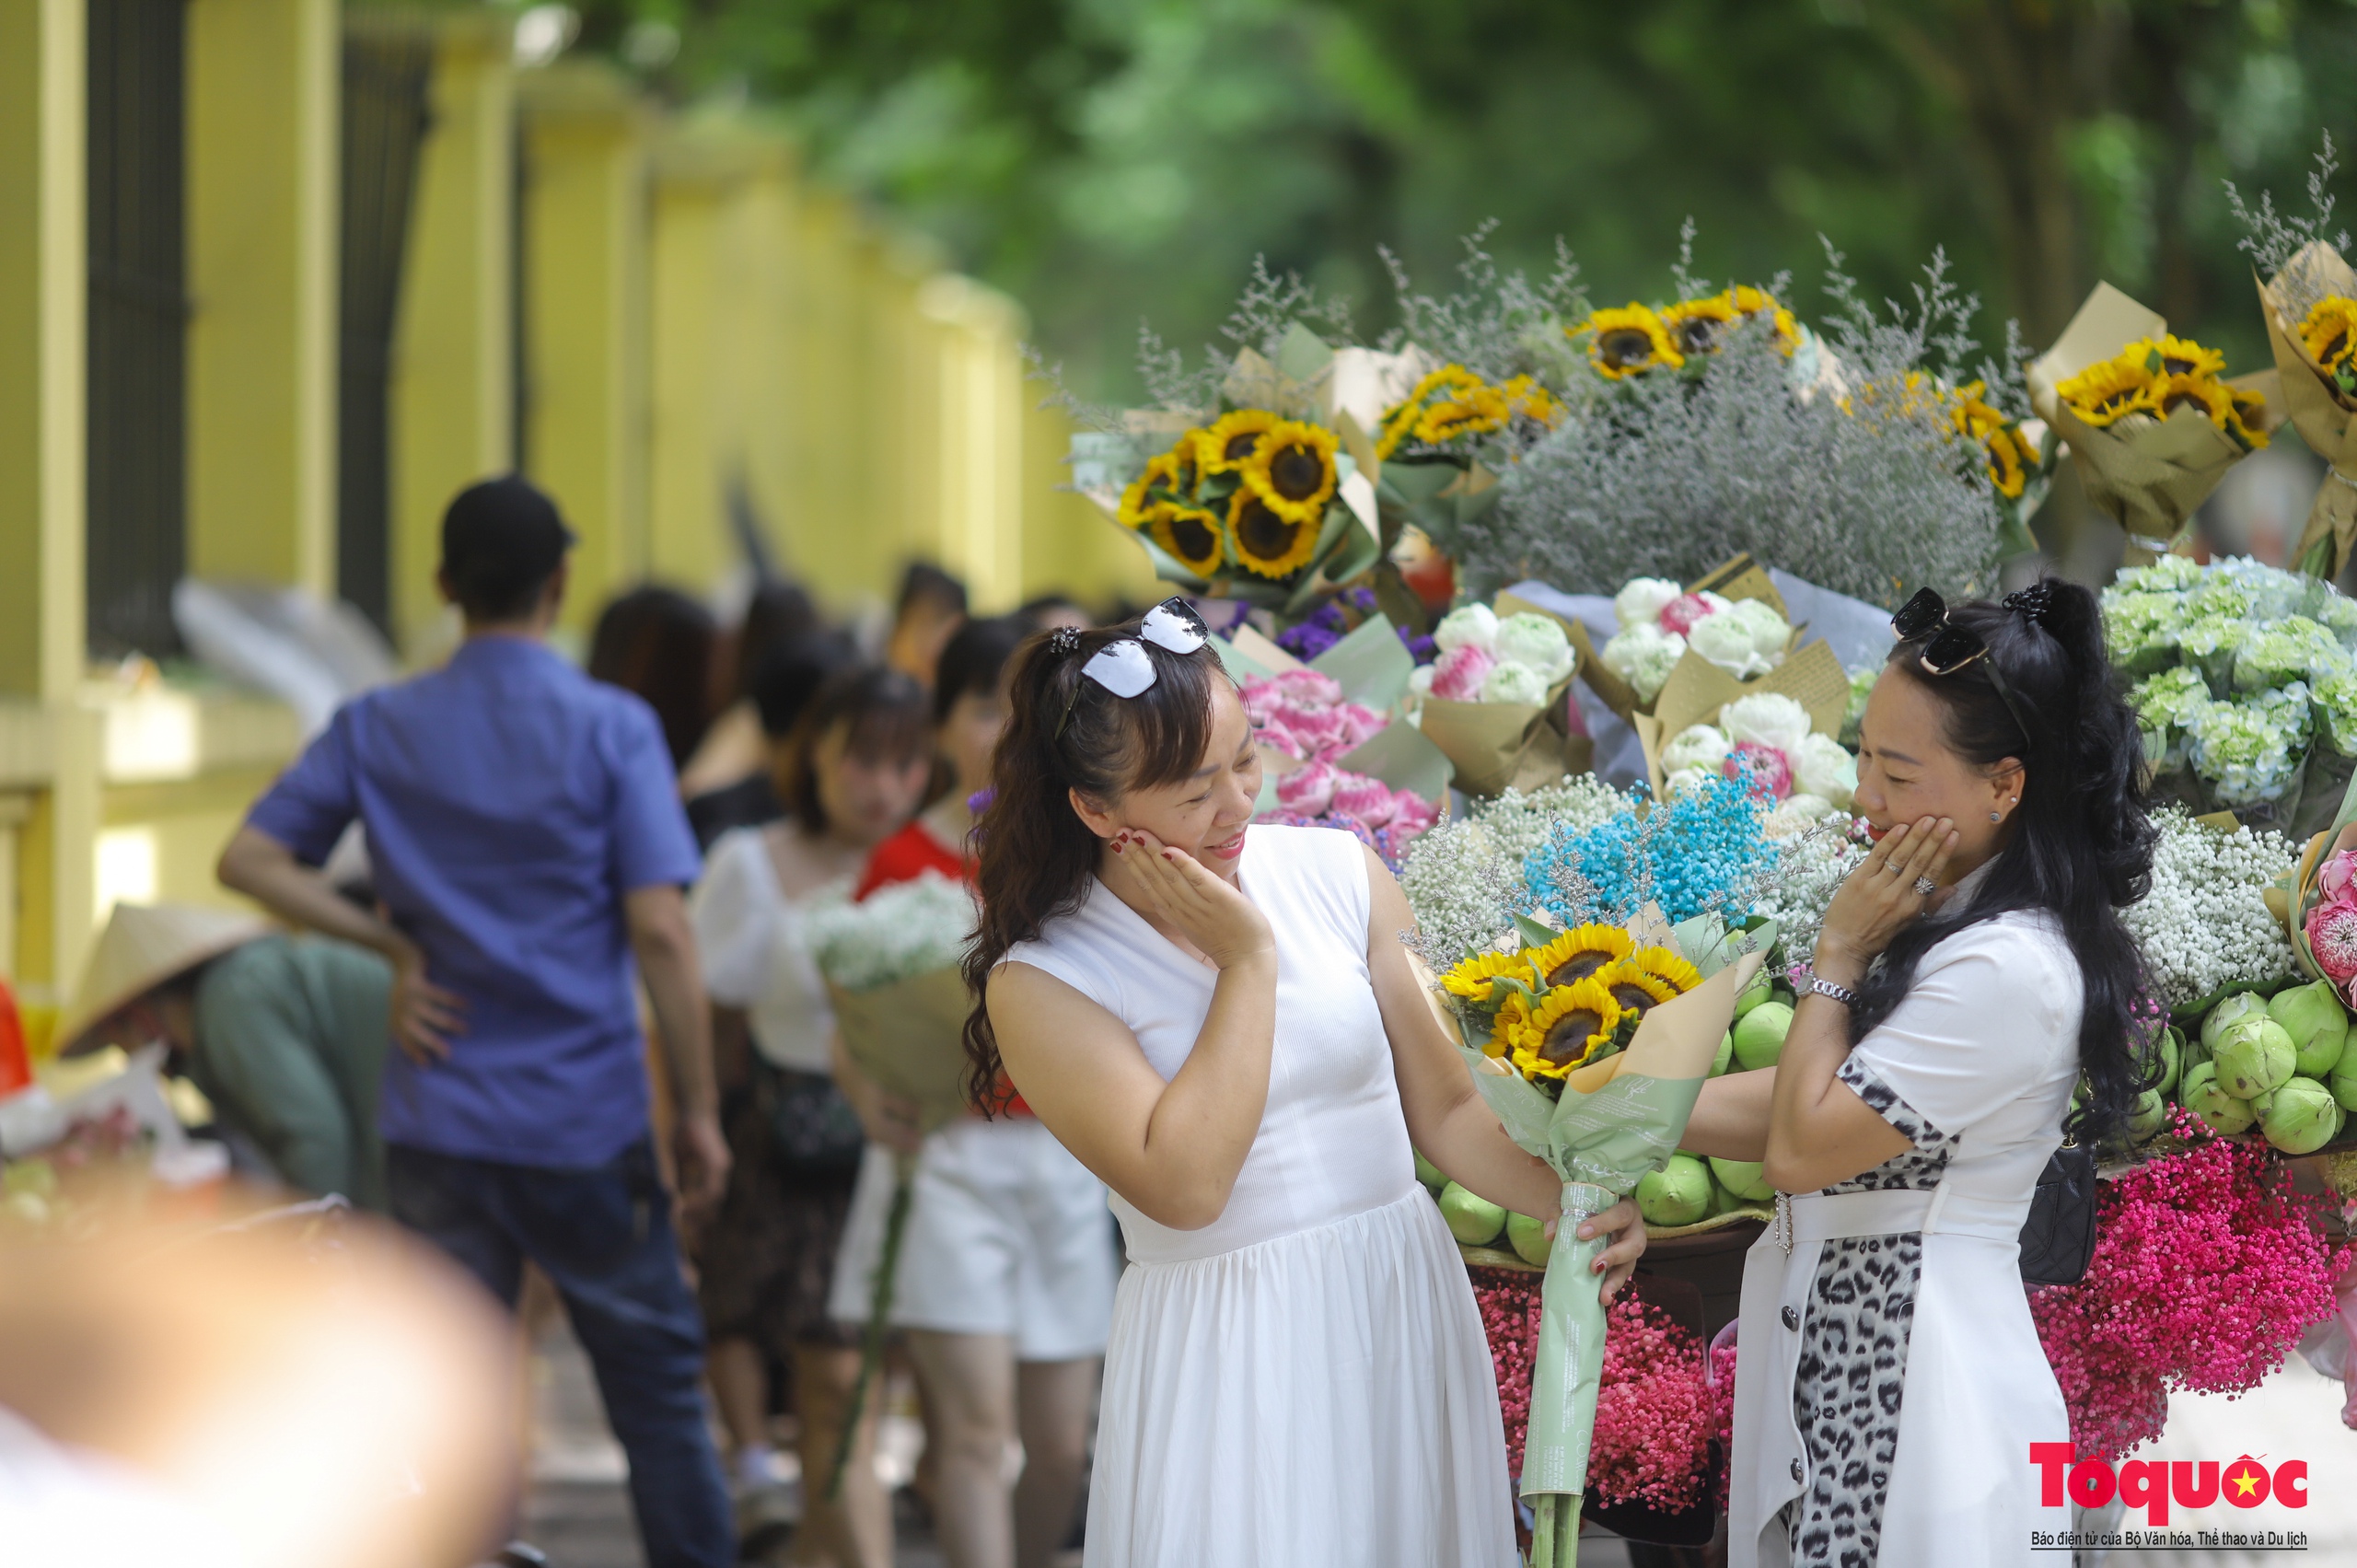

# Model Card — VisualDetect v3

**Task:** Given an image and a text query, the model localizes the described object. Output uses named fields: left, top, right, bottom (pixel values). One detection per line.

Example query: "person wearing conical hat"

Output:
left=64, top=903, right=392, bottom=1209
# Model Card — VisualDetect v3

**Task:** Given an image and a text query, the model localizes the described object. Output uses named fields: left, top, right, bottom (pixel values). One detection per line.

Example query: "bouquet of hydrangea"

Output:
left=2101, top=554, right=2357, bottom=832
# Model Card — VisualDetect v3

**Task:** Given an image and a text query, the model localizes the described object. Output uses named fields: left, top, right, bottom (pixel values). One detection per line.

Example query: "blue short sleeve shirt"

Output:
left=247, top=636, right=702, bottom=1167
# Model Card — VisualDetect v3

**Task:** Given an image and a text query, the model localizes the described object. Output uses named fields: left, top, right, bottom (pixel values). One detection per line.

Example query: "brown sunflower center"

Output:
left=1268, top=444, right=1327, bottom=501
left=1544, top=950, right=1614, bottom=986
left=2159, top=388, right=2205, bottom=418
left=1168, top=512, right=1218, bottom=562
left=2318, top=329, right=2351, bottom=366
left=1608, top=981, right=1658, bottom=1016
left=1670, top=318, right=1721, bottom=355
left=1224, top=432, right=1263, bottom=463
left=1598, top=329, right=1657, bottom=369
left=1539, top=1011, right=1604, bottom=1066
left=1235, top=499, right=1299, bottom=560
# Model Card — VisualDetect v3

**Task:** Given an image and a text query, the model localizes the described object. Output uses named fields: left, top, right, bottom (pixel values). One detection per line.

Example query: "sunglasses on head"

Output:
left=1889, top=587, right=2035, bottom=748
left=1055, top=597, right=1211, bottom=737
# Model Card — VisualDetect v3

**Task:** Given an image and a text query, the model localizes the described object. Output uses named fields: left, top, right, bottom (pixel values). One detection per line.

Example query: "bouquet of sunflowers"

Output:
left=2028, top=282, right=2270, bottom=567
left=1421, top=914, right=1761, bottom=1568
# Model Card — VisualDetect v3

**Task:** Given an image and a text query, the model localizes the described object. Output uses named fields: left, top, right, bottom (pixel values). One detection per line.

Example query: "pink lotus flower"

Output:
left=1723, top=740, right=1793, bottom=800
left=1430, top=643, right=1495, bottom=702
left=1330, top=772, right=1398, bottom=826
left=1338, top=702, right=1387, bottom=748
left=2320, top=848, right=2357, bottom=903
left=2308, top=899, right=2357, bottom=993
left=1658, top=593, right=1721, bottom=637
left=1288, top=706, right=1350, bottom=756
left=1272, top=668, right=1344, bottom=706
left=1275, top=759, right=1337, bottom=817
left=1388, top=791, right=1439, bottom=843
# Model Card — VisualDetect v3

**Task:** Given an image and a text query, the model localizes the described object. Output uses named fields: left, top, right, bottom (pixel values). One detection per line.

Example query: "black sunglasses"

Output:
left=1890, top=587, right=2035, bottom=749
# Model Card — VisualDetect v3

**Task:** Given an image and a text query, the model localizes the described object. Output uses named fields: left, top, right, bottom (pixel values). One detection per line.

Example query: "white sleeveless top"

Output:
left=690, top=825, right=839, bottom=1074
left=1002, top=824, right=1416, bottom=1264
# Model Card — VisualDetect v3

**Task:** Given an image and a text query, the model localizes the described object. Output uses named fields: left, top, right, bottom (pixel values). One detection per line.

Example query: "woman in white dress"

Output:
left=958, top=601, right=1650, bottom=1568
left=1683, top=579, right=2156, bottom=1567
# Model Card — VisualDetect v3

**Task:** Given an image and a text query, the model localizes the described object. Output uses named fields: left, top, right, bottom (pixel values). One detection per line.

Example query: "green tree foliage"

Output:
left=573, top=0, right=2357, bottom=401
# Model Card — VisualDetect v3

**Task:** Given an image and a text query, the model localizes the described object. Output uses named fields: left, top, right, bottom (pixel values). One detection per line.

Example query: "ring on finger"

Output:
left=1913, top=876, right=1937, bottom=896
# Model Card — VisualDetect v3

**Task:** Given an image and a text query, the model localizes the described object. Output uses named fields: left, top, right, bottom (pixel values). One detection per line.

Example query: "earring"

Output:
left=1989, top=810, right=2002, bottom=822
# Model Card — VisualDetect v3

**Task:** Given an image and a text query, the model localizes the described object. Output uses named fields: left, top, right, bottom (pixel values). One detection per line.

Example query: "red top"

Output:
left=853, top=819, right=1031, bottom=1117
left=853, top=820, right=970, bottom=900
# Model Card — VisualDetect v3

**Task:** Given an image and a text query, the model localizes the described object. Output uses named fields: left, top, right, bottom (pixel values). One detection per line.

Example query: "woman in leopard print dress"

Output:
left=1684, top=580, right=2155, bottom=1568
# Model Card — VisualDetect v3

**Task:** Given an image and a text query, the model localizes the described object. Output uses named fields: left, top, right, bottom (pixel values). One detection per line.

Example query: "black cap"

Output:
left=439, top=475, right=577, bottom=620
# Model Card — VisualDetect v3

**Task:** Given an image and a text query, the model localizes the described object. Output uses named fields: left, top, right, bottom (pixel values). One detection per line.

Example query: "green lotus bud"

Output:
left=1709, top=1178, right=1746, bottom=1216
left=1710, top=1030, right=1736, bottom=1077
left=2181, top=1061, right=2255, bottom=1135
left=2259, top=1075, right=2346, bottom=1155
left=2213, top=1016, right=2296, bottom=1099
left=1438, top=1181, right=1505, bottom=1245
left=2201, top=991, right=2270, bottom=1051
left=2181, top=1026, right=2211, bottom=1085
left=1734, top=966, right=1774, bottom=1019
left=2333, top=1054, right=2357, bottom=1115
left=2269, top=980, right=2351, bottom=1078
left=1732, top=1001, right=1794, bottom=1072
left=1636, top=1154, right=1713, bottom=1227
left=2151, top=1027, right=2183, bottom=1100
left=2128, top=1088, right=2169, bottom=1143
left=1504, top=1210, right=1552, bottom=1266
left=2248, top=1087, right=2276, bottom=1121
left=1708, top=1156, right=1773, bottom=1202
left=1413, top=1148, right=1447, bottom=1192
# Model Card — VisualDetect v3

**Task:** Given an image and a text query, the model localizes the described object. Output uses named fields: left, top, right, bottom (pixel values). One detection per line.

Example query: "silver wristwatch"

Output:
left=1805, top=976, right=1859, bottom=1007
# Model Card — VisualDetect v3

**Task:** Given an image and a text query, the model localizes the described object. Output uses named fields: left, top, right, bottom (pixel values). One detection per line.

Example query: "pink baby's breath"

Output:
left=2030, top=1113, right=2346, bottom=1462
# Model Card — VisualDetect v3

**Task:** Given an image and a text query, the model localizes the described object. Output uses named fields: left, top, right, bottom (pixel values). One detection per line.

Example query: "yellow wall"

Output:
left=185, top=0, right=338, bottom=597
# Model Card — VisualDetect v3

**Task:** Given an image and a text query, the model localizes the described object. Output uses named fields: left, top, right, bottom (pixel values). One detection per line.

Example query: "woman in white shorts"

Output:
left=832, top=615, right=1119, bottom=1568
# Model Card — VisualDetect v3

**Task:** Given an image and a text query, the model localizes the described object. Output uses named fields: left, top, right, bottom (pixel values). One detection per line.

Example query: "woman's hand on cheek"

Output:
left=1109, top=827, right=1274, bottom=970
left=1814, top=816, right=1958, bottom=985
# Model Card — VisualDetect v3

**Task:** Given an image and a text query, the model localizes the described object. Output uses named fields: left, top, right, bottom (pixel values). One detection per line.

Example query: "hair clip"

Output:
left=1047, top=626, right=1084, bottom=656
left=2003, top=582, right=2054, bottom=626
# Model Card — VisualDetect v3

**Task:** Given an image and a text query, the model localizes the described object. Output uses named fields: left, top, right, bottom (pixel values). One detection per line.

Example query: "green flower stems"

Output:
left=827, top=1152, right=917, bottom=1504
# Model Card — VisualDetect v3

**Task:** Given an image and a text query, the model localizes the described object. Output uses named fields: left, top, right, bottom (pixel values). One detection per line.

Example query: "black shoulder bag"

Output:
left=2016, top=1135, right=2098, bottom=1286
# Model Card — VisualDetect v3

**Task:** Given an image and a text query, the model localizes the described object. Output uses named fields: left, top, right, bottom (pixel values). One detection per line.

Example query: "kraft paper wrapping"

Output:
left=826, top=969, right=976, bottom=1134
left=1434, top=950, right=1763, bottom=1562
left=2258, top=243, right=2357, bottom=576
left=2027, top=282, right=2251, bottom=567
left=1417, top=589, right=1595, bottom=796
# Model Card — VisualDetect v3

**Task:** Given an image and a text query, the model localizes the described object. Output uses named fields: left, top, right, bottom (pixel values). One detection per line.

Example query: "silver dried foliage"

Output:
left=1472, top=239, right=2008, bottom=609
left=2224, top=132, right=2351, bottom=326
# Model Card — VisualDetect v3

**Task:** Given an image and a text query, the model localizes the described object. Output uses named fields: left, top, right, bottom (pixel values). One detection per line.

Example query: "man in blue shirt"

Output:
left=220, top=476, right=733, bottom=1568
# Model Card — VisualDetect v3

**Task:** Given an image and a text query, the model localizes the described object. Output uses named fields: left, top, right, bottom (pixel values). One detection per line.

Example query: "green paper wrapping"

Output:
left=1446, top=952, right=1760, bottom=1562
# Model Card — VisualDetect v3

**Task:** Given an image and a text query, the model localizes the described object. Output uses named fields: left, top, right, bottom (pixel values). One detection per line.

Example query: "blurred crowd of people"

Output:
left=57, top=474, right=1140, bottom=1568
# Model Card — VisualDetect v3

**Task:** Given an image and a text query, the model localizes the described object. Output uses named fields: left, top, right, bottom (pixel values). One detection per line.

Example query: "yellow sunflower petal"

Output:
left=1659, top=294, right=1738, bottom=357
left=1442, top=948, right=1536, bottom=1006
left=1147, top=503, right=1226, bottom=577
left=1226, top=488, right=1320, bottom=579
left=1985, top=425, right=2031, bottom=499
left=1237, top=419, right=1340, bottom=526
left=2299, top=297, right=2357, bottom=372
left=2145, top=334, right=2227, bottom=380
left=1573, top=305, right=1684, bottom=379
left=1499, top=375, right=1564, bottom=426
left=1525, top=924, right=1636, bottom=988
left=1511, top=977, right=1625, bottom=1079
left=1596, top=960, right=1678, bottom=1019
left=1728, top=285, right=1800, bottom=354
left=1196, top=409, right=1282, bottom=474
left=1625, top=945, right=1702, bottom=995
left=2226, top=384, right=2270, bottom=450
left=2057, top=356, right=2159, bottom=428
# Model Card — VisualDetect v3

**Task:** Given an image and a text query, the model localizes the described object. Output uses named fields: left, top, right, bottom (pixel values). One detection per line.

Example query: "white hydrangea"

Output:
left=1793, top=732, right=1858, bottom=809
left=1433, top=601, right=1499, bottom=655
left=1602, top=621, right=1686, bottom=703
left=2119, top=808, right=2297, bottom=1006
left=1615, top=576, right=1683, bottom=628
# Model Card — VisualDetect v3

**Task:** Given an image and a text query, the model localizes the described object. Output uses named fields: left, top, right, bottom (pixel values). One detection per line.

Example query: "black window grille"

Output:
left=85, top=0, right=190, bottom=660
left=337, top=29, right=435, bottom=636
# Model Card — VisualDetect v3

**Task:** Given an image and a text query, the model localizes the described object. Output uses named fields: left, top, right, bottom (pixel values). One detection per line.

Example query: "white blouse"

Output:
left=689, top=825, right=840, bottom=1074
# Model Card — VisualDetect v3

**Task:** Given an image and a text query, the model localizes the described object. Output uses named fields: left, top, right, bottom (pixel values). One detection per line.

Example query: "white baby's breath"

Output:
left=2119, top=809, right=2296, bottom=1007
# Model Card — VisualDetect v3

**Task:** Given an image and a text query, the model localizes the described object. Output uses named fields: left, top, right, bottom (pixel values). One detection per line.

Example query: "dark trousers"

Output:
left=388, top=1138, right=732, bottom=1568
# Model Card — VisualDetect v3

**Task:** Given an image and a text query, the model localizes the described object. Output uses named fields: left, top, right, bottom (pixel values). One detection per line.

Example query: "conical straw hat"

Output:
left=60, top=903, right=272, bottom=1053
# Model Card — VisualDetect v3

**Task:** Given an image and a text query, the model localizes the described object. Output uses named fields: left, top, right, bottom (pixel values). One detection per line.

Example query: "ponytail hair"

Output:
left=960, top=617, right=1230, bottom=1109
left=1848, top=576, right=2157, bottom=1147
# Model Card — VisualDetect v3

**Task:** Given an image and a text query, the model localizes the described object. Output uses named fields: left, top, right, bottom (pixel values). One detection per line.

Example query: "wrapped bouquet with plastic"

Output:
left=1421, top=919, right=1763, bottom=1566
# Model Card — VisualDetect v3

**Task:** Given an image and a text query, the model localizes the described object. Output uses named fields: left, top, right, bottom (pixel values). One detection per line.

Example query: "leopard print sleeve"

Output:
left=1830, top=1055, right=1959, bottom=1194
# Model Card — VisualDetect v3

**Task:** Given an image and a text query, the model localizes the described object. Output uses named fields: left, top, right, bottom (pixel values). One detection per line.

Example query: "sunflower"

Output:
left=1442, top=948, right=1537, bottom=1009
left=1196, top=409, right=1282, bottom=475
left=1659, top=293, right=1739, bottom=357
left=1238, top=419, right=1340, bottom=526
left=2142, top=334, right=2227, bottom=380
left=2225, top=383, right=2270, bottom=450
left=1984, top=424, right=2033, bottom=499
left=1526, top=923, right=1636, bottom=988
left=1416, top=383, right=1509, bottom=445
left=2153, top=371, right=2240, bottom=435
left=1227, top=488, right=1318, bottom=579
left=1947, top=379, right=2005, bottom=443
left=1117, top=444, right=1200, bottom=530
left=1624, top=945, right=1703, bottom=995
left=1596, top=960, right=1678, bottom=1020
left=1573, top=305, right=1684, bottom=379
left=1377, top=366, right=1481, bottom=457
left=1510, top=978, right=1625, bottom=1078
left=1500, top=375, right=1565, bottom=427
left=2057, top=356, right=2159, bottom=428
left=1147, top=503, right=1226, bottom=576
left=1728, top=285, right=1801, bottom=354
left=2299, top=296, right=2357, bottom=373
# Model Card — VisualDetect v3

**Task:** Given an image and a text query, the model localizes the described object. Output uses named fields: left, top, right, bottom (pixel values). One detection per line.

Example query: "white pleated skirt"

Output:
left=1085, top=1187, right=1519, bottom=1568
